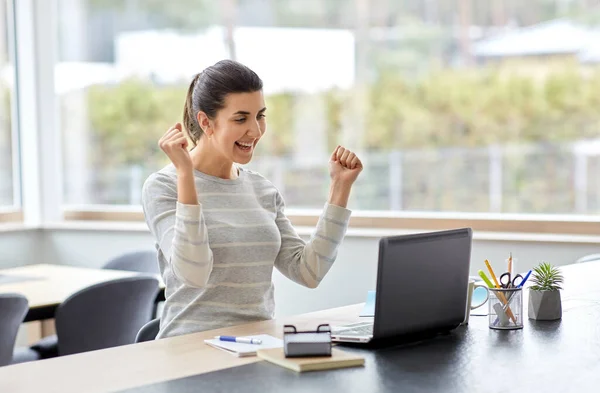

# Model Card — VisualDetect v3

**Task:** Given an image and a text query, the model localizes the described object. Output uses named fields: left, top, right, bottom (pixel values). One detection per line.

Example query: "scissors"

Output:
left=499, top=272, right=524, bottom=288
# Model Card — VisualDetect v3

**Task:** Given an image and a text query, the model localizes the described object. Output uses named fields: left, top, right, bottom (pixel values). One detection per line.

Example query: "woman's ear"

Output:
left=197, top=111, right=213, bottom=138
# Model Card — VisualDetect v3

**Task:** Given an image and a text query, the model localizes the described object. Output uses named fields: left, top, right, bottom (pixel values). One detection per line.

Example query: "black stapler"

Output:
left=283, top=324, right=332, bottom=357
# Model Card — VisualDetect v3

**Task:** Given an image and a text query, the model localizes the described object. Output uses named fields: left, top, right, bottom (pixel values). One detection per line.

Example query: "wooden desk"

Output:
left=0, top=304, right=364, bottom=393
left=0, top=264, right=164, bottom=322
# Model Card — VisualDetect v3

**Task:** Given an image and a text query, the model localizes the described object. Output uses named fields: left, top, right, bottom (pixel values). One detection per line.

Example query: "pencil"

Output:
left=484, top=259, right=501, bottom=287
left=485, top=259, right=517, bottom=324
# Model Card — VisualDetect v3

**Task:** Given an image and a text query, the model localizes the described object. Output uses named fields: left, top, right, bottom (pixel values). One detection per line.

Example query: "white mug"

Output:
left=462, top=279, right=490, bottom=324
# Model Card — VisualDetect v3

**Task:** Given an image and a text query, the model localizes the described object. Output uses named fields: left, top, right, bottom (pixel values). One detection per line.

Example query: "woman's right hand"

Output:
left=159, top=123, right=193, bottom=173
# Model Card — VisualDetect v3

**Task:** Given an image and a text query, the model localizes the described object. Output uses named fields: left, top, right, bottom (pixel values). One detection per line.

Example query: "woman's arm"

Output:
left=142, top=123, right=213, bottom=288
left=142, top=172, right=213, bottom=288
left=273, top=194, right=352, bottom=288
left=273, top=146, right=362, bottom=288
left=177, top=169, right=199, bottom=205
left=328, top=179, right=352, bottom=208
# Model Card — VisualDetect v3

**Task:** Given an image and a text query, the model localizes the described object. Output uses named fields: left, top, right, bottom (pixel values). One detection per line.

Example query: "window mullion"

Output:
left=15, top=0, right=62, bottom=225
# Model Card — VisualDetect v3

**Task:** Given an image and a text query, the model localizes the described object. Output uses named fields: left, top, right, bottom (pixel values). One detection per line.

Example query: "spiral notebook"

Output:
left=204, top=335, right=283, bottom=357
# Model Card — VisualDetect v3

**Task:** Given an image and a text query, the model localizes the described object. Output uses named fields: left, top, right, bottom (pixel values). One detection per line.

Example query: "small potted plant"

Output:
left=528, top=262, right=564, bottom=321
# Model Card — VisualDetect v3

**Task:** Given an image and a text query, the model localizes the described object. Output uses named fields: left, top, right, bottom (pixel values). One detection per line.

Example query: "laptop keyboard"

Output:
left=332, top=322, right=374, bottom=336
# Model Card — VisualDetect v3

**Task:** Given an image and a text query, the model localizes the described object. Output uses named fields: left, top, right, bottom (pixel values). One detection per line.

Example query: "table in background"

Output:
left=0, top=264, right=164, bottom=322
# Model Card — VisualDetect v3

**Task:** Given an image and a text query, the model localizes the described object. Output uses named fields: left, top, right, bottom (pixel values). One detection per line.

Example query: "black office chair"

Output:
left=575, top=254, right=600, bottom=264
left=0, top=293, right=40, bottom=367
left=102, top=250, right=160, bottom=274
left=31, top=276, right=159, bottom=358
left=135, top=318, right=161, bottom=343
left=103, top=250, right=162, bottom=318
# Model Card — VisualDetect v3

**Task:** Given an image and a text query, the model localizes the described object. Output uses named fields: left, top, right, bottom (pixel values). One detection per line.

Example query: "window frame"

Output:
left=11, top=0, right=62, bottom=227
left=61, top=205, right=600, bottom=237
left=0, top=0, right=22, bottom=219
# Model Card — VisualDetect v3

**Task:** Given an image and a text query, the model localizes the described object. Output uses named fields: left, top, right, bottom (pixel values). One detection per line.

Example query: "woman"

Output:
left=142, top=60, right=363, bottom=338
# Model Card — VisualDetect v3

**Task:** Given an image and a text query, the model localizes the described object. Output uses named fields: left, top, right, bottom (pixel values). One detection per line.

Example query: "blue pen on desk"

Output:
left=216, top=336, right=262, bottom=345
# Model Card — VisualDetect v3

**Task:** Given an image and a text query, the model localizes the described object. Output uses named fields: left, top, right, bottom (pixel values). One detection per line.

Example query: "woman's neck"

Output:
left=190, top=139, right=238, bottom=180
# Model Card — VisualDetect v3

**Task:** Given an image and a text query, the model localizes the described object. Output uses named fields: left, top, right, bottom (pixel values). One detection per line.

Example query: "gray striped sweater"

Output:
left=142, top=165, right=351, bottom=338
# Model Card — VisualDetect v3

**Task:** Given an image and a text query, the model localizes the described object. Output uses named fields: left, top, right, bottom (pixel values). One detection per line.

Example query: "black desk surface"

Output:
left=119, top=262, right=600, bottom=393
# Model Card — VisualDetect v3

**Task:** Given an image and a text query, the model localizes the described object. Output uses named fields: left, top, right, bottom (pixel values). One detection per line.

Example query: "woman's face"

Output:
left=204, top=91, right=267, bottom=165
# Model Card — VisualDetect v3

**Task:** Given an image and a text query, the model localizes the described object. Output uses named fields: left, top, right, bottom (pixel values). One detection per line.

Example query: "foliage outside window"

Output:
left=59, top=0, right=600, bottom=215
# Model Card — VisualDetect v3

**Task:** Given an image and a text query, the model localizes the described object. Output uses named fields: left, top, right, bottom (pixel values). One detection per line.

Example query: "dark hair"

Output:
left=183, top=60, right=263, bottom=145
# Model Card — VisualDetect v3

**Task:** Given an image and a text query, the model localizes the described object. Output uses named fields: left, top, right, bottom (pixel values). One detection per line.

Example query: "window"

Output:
left=0, top=0, right=16, bottom=209
left=57, top=0, right=600, bottom=215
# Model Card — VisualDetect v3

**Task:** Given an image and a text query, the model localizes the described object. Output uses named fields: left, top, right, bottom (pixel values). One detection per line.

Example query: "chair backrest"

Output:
left=55, top=277, right=159, bottom=356
left=0, top=294, right=28, bottom=367
left=575, top=254, right=600, bottom=264
left=135, top=318, right=160, bottom=343
left=102, top=250, right=159, bottom=274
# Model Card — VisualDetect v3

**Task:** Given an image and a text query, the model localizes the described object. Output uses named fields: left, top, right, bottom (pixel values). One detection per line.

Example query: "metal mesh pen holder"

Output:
left=488, top=287, right=523, bottom=330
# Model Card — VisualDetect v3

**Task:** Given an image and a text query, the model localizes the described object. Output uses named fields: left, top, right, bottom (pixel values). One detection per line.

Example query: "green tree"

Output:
left=87, top=79, right=185, bottom=168
left=365, top=62, right=600, bottom=151
left=87, top=62, right=600, bottom=168
left=87, top=80, right=300, bottom=165
left=260, top=92, right=295, bottom=156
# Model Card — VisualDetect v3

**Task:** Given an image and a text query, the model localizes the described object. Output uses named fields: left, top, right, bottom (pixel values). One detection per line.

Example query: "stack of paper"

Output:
left=204, top=334, right=283, bottom=357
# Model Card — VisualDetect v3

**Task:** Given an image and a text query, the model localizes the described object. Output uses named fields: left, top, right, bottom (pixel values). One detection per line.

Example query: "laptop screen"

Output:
left=373, top=228, right=472, bottom=339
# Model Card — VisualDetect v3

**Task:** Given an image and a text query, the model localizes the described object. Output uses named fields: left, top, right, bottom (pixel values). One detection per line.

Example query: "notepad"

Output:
left=257, top=347, right=365, bottom=372
left=204, top=334, right=283, bottom=357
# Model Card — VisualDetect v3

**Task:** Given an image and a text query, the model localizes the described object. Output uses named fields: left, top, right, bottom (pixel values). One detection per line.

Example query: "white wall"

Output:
left=0, top=228, right=45, bottom=269
left=15, top=227, right=598, bottom=317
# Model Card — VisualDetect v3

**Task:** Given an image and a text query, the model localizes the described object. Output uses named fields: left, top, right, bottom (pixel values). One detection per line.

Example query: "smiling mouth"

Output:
left=235, top=141, right=253, bottom=152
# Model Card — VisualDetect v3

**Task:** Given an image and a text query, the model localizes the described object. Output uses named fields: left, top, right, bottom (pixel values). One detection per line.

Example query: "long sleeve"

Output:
left=273, top=192, right=352, bottom=288
left=142, top=173, right=213, bottom=288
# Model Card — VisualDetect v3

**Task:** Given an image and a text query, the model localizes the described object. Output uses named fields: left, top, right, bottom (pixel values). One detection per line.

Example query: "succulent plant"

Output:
left=530, top=262, right=563, bottom=291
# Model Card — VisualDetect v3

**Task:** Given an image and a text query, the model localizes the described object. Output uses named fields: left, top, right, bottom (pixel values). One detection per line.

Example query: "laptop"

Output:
left=331, top=228, right=472, bottom=343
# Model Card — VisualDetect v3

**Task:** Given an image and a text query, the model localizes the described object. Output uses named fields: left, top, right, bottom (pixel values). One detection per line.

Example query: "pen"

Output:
left=517, top=270, right=532, bottom=288
left=215, top=336, right=262, bottom=345
left=478, top=270, right=494, bottom=289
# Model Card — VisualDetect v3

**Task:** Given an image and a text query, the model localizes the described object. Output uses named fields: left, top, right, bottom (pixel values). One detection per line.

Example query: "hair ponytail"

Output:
left=183, top=74, right=202, bottom=146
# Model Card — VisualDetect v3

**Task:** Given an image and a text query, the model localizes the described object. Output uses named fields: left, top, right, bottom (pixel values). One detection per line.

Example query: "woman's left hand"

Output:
left=329, top=145, right=363, bottom=186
